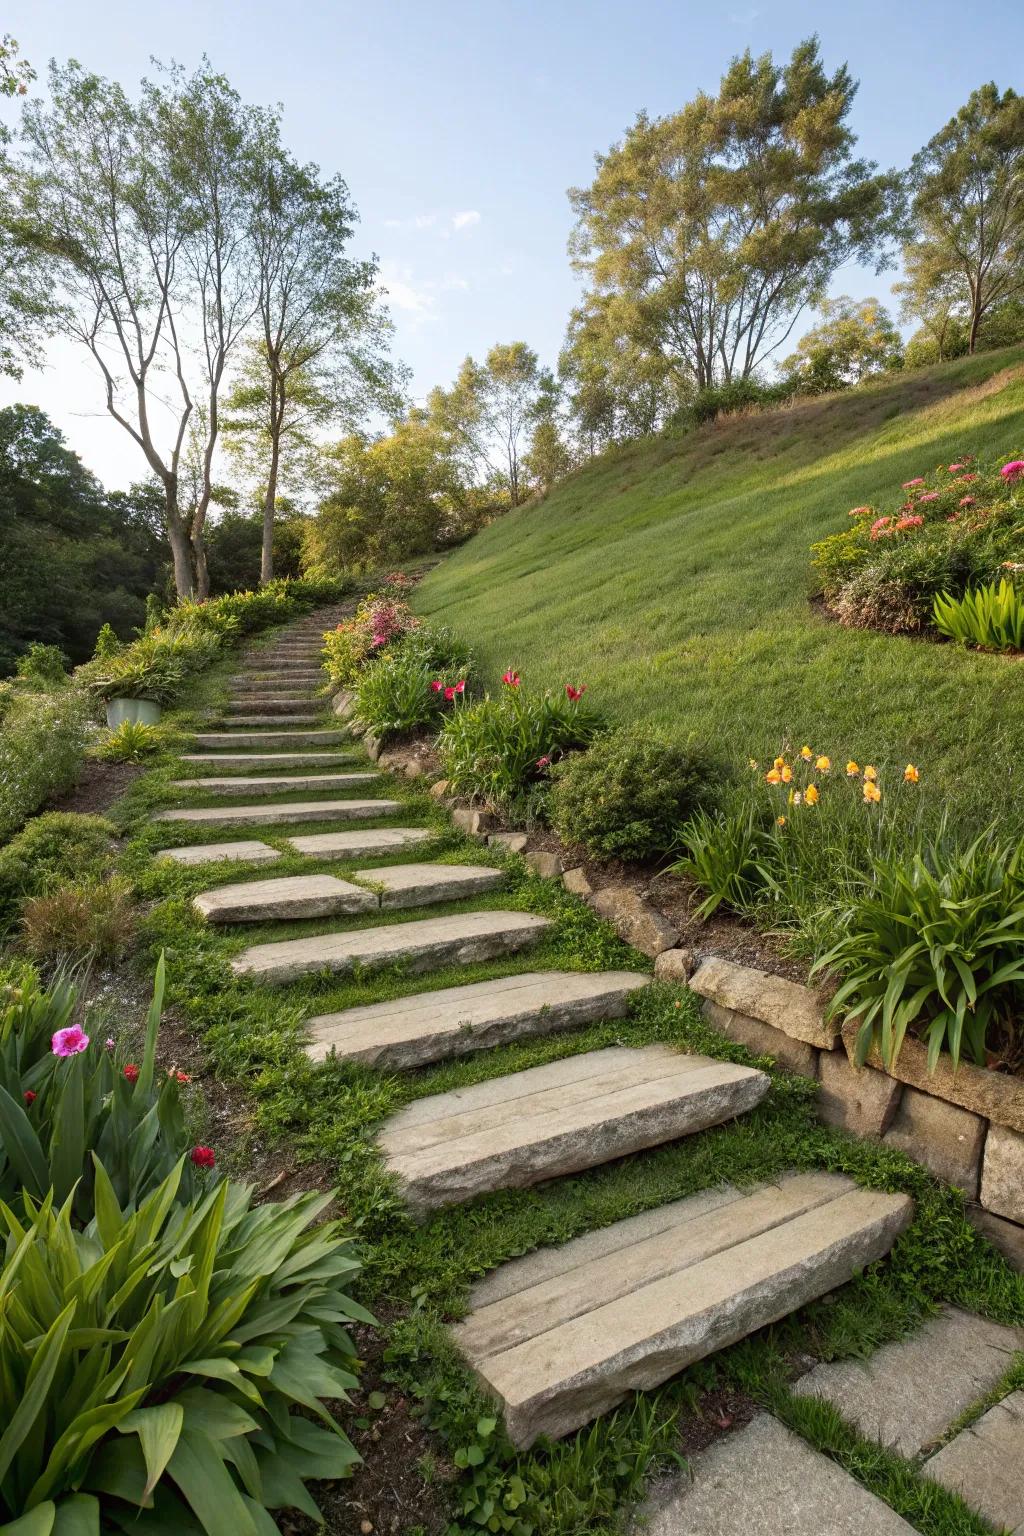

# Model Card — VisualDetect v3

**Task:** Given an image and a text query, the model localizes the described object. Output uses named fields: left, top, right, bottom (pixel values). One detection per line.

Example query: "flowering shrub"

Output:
left=811, top=455, right=1024, bottom=634
left=355, top=651, right=467, bottom=740
left=322, top=593, right=420, bottom=686
left=437, top=672, right=604, bottom=819
left=0, top=687, right=92, bottom=842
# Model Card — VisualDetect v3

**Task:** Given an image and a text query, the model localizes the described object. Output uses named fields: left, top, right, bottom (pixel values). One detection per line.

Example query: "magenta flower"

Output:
left=430, top=679, right=443, bottom=693
left=565, top=684, right=587, bottom=702
left=948, top=463, right=967, bottom=472
left=454, top=680, right=466, bottom=693
left=502, top=670, right=521, bottom=687
left=444, top=685, right=456, bottom=701
left=1000, top=460, right=1024, bottom=481
left=901, top=478, right=925, bottom=488
left=52, top=1025, right=90, bottom=1057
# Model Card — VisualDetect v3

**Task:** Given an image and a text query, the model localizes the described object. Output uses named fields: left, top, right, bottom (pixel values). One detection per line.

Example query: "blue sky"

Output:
left=3, top=0, right=1022, bottom=488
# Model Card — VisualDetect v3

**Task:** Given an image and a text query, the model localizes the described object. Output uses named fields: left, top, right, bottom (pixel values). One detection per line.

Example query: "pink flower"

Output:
left=454, top=680, right=466, bottom=693
left=948, top=463, right=967, bottom=473
left=1000, top=460, right=1024, bottom=481
left=917, top=492, right=939, bottom=503
left=959, top=473, right=979, bottom=482
left=104, top=1037, right=115, bottom=1050
left=565, top=684, right=587, bottom=702
left=430, top=679, right=443, bottom=692
left=869, top=516, right=892, bottom=540
left=444, top=685, right=456, bottom=701
left=370, top=633, right=387, bottom=647
left=52, top=1025, right=89, bottom=1058
left=895, top=514, right=924, bottom=530
left=123, top=1063, right=139, bottom=1084
left=536, top=755, right=551, bottom=768
left=502, top=670, right=520, bottom=687
left=902, top=478, right=925, bottom=488
left=959, top=496, right=976, bottom=508
left=190, top=1145, right=216, bottom=1170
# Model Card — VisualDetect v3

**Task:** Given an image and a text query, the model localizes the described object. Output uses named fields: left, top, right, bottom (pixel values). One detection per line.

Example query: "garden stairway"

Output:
left=160, top=610, right=915, bottom=1457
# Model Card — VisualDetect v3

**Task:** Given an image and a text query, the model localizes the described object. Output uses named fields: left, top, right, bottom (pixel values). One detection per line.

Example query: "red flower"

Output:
left=174, top=1071, right=190, bottom=1084
left=502, top=670, right=520, bottom=687
left=454, top=680, right=465, bottom=693
left=123, top=1063, right=140, bottom=1084
left=430, top=679, right=443, bottom=693
left=190, top=1145, right=216, bottom=1170
left=565, top=684, right=587, bottom=701
left=895, top=514, right=924, bottom=530
left=23, top=1090, right=36, bottom=1105
left=444, top=685, right=456, bottom=701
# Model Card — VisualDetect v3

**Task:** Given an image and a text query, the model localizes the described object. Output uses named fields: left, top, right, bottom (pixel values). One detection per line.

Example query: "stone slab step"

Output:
left=352, top=862, right=504, bottom=909
left=231, top=909, right=551, bottom=986
left=218, top=714, right=323, bottom=728
left=194, top=873, right=377, bottom=923
left=170, top=773, right=378, bottom=797
left=382, top=1045, right=770, bottom=1217
left=234, top=668, right=324, bottom=679
left=924, top=1389, right=1024, bottom=1533
left=455, top=1170, right=912, bottom=1446
left=305, top=969, right=652, bottom=1068
left=221, top=698, right=320, bottom=715
left=157, top=840, right=282, bottom=867
left=153, top=798, right=401, bottom=828
left=287, top=828, right=433, bottom=860
left=194, top=730, right=348, bottom=748
left=636, top=1414, right=917, bottom=1535
left=180, top=752, right=358, bottom=771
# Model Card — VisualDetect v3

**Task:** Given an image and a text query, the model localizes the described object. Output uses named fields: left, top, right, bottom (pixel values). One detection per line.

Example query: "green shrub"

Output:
left=0, top=1163, right=367, bottom=1532
left=400, top=621, right=475, bottom=674
left=355, top=651, right=467, bottom=740
left=0, top=956, right=204, bottom=1218
left=813, top=829, right=1024, bottom=1071
left=689, top=377, right=792, bottom=425
left=933, top=578, right=1024, bottom=650
left=549, top=727, right=723, bottom=861
left=96, top=720, right=162, bottom=762
left=92, top=621, right=122, bottom=659
left=0, top=690, right=92, bottom=843
left=15, top=643, right=69, bottom=688
left=322, top=594, right=420, bottom=687
left=437, top=675, right=604, bottom=819
left=0, top=812, right=116, bottom=931
left=20, top=876, right=136, bottom=963
left=673, top=804, right=780, bottom=917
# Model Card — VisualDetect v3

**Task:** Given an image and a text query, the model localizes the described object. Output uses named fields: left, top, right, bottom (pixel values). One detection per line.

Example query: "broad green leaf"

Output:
left=0, top=1084, right=49, bottom=1196
left=119, top=1402, right=183, bottom=1497
left=51, top=1495, right=100, bottom=1536
left=0, top=1302, right=75, bottom=1484
left=0, top=1506, right=55, bottom=1536
left=166, top=1430, right=259, bottom=1536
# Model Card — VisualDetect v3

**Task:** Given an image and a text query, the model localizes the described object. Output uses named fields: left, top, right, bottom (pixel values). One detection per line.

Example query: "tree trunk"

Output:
left=968, top=301, right=982, bottom=355
left=192, top=529, right=211, bottom=601
left=261, top=443, right=280, bottom=585
left=164, top=478, right=195, bottom=599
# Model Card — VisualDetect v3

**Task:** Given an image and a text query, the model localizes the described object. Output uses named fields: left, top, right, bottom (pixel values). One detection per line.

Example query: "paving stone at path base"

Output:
left=456, top=1170, right=912, bottom=1447
left=194, top=873, right=378, bottom=923
left=157, top=840, right=282, bottom=867
left=794, top=1305, right=1024, bottom=1454
left=304, top=969, right=652, bottom=1068
left=352, top=862, right=504, bottom=908
left=287, top=827, right=433, bottom=860
left=193, top=730, right=350, bottom=749
left=180, top=752, right=359, bottom=771
left=171, top=773, right=377, bottom=797
left=381, top=1045, right=769, bottom=1217
left=637, top=1415, right=917, bottom=1535
left=231, top=909, right=551, bottom=986
left=924, top=1390, right=1024, bottom=1533
left=153, top=798, right=401, bottom=828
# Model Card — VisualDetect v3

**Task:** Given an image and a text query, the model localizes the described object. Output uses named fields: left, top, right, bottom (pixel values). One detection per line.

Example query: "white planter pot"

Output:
left=106, top=697, right=162, bottom=728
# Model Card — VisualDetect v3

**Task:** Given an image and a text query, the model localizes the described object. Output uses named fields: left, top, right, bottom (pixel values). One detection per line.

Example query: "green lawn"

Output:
left=415, top=350, right=1024, bottom=836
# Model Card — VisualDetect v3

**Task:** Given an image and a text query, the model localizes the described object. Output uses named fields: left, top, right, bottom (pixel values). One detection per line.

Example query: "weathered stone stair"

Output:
left=180, top=752, right=359, bottom=770
left=169, top=772, right=378, bottom=797
left=153, top=798, right=401, bottom=828
left=157, top=839, right=282, bottom=866
left=287, top=828, right=432, bottom=859
left=194, top=730, right=349, bottom=748
left=193, top=863, right=503, bottom=923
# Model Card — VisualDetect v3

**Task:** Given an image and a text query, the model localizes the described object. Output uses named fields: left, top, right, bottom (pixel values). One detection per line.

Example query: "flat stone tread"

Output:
left=231, top=909, right=551, bottom=981
left=637, top=1415, right=917, bottom=1534
left=218, top=715, right=323, bottom=727
left=304, top=969, right=651, bottom=1066
left=180, top=753, right=358, bottom=768
left=170, top=773, right=379, bottom=794
left=156, top=840, right=282, bottom=866
left=462, top=1182, right=912, bottom=1446
left=352, top=862, right=505, bottom=905
left=153, top=798, right=402, bottom=825
left=288, top=828, right=433, bottom=858
left=924, top=1390, right=1024, bottom=1532
left=193, top=873, right=377, bottom=922
left=794, top=1305, right=1024, bottom=1454
left=193, top=731, right=349, bottom=747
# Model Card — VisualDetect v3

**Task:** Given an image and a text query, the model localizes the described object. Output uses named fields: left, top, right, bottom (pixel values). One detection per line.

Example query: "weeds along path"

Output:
left=110, top=606, right=1024, bottom=1536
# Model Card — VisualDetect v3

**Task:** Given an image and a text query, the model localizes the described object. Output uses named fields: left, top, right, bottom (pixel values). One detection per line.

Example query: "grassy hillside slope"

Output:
left=415, top=349, right=1024, bottom=833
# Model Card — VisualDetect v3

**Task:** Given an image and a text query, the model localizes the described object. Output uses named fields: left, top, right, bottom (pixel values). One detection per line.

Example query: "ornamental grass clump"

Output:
left=355, top=651, right=467, bottom=741
left=933, top=577, right=1024, bottom=651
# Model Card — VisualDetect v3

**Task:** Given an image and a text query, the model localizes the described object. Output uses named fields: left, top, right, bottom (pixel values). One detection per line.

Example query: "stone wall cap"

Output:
left=842, top=1019, right=1024, bottom=1135
left=689, top=955, right=838, bottom=1050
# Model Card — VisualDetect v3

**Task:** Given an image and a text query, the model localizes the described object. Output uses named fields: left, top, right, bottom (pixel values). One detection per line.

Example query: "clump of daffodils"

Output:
left=750, top=745, right=920, bottom=817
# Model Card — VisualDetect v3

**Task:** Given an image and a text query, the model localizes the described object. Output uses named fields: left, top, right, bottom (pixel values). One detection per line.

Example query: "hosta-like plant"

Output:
left=673, top=804, right=780, bottom=917
left=813, top=830, right=1024, bottom=1070
left=933, top=578, right=1024, bottom=651
left=0, top=1163, right=369, bottom=1533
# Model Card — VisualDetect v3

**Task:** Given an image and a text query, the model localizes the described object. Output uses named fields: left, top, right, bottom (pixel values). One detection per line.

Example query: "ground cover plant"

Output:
left=0, top=813, right=117, bottom=933
left=0, top=687, right=92, bottom=842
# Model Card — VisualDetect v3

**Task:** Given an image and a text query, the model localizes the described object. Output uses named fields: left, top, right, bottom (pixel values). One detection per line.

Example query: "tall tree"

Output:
left=427, top=343, right=545, bottom=506
left=568, top=37, right=902, bottom=392
left=905, top=84, right=1024, bottom=354
left=781, top=295, right=903, bottom=391
left=245, top=153, right=398, bottom=582
left=559, top=294, right=691, bottom=452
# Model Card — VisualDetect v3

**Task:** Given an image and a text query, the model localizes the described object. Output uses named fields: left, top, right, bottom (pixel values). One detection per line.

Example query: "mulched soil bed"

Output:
left=46, top=756, right=144, bottom=817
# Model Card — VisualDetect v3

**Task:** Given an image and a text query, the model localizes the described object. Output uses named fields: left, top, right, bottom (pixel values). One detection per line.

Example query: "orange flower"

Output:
left=780, top=764, right=793, bottom=783
left=846, top=760, right=859, bottom=776
left=814, top=755, right=831, bottom=773
left=777, top=815, right=787, bottom=827
left=863, top=779, right=882, bottom=804
left=805, top=783, right=820, bottom=806
left=765, top=768, right=782, bottom=785
left=904, top=763, right=920, bottom=784
left=773, top=755, right=786, bottom=770
left=863, top=765, right=878, bottom=782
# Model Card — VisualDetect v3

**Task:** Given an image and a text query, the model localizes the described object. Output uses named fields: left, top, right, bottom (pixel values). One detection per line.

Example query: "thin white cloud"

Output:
left=452, top=210, right=481, bottom=232
left=378, top=264, right=435, bottom=316
left=383, top=212, right=438, bottom=232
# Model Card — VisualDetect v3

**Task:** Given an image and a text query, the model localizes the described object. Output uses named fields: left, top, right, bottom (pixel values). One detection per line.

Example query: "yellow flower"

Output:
left=863, top=765, right=878, bottom=782
left=846, top=760, right=859, bottom=776
left=777, top=815, right=787, bottom=827
left=780, top=764, right=793, bottom=783
left=814, top=755, right=831, bottom=773
left=773, top=755, right=786, bottom=770
left=904, top=763, right=920, bottom=784
left=863, top=779, right=882, bottom=804
left=800, top=745, right=813, bottom=761
left=765, top=768, right=782, bottom=785
left=805, top=783, right=820, bottom=805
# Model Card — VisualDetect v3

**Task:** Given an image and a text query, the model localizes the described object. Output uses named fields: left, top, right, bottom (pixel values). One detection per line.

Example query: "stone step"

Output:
left=304, top=969, right=652, bottom=1068
left=157, top=839, right=282, bottom=867
left=220, top=698, right=320, bottom=715
left=287, top=827, right=433, bottom=860
left=352, top=862, right=504, bottom=909
left=217, top=714, right=324, bottom=728
left=455, top=1170, right=913, bottom=1447
left=234, top=668, right=324, bottom=680
left=228, top=691, right=321, bottom=705
left=193, top=730, right=347, bottom=749
left=194, top=873, right=378, bottom=923
left=231, top=909, right=551, bottom=986
left=170, top=773, right=378, bottom=797
left=381, top=1045, right=770, bottom=1217
left=153, top=798, right=401, bottom=829
left=180, top=752, right=359, bottom=771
